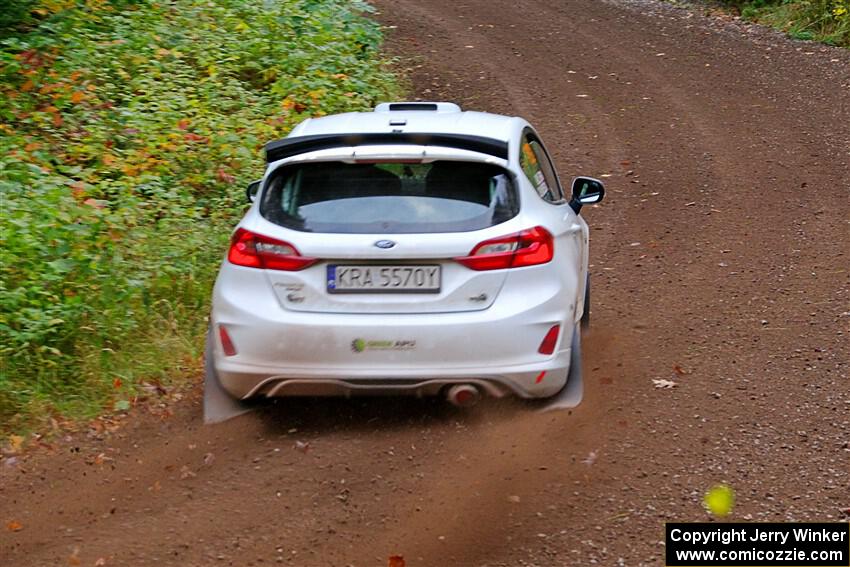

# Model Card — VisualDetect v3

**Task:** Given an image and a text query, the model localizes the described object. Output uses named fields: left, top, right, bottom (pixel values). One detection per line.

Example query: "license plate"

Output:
left=327, top=265, right=441, bottom=294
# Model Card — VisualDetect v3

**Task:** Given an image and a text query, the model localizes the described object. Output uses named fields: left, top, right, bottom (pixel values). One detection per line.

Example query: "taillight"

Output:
left=227, top=228, right=316, bottom=271
left=538, top=324, right=561, bottom=355
left=455, top=226, right=553, bottom=271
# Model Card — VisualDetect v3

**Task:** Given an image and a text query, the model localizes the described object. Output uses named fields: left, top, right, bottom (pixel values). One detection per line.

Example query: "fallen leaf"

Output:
left=294, top=440, right=310, bottom=453
left=652, top=378, right=678, bottom=389
left=203, top=452, right=214, bottom=466
left=8, top=434, right=24, bottom=453
left=68, top=546, right=81, bottom=565
left=94, top=558, right=107, bottom=566
left=673, top=365, right=689, bottom=376
left=582, top=450, right=598, bottom=465
left=179, top=465, right=196, bottom=479
left=6, top=520, right=23, bottom=532
left=704, top=484, right=735, bottom=517
left=388, top=555, right=405, bottom=567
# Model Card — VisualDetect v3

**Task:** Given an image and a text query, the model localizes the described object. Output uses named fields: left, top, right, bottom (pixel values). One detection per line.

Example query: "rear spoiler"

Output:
left=265, top=132, right=509, bottom=163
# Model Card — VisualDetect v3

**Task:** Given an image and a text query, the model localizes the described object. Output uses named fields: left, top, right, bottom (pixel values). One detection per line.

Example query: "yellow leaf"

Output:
left=704, top=484, right=735, bottom=517
left=8, top=435, right=24, bottom=453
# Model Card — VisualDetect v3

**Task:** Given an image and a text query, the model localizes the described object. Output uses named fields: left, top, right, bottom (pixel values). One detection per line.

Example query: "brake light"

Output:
left=455, top=226, right=553, bottom=271
left=538, top=324, right=561, bottom=355
left=227, top=228, right=316, bottom=271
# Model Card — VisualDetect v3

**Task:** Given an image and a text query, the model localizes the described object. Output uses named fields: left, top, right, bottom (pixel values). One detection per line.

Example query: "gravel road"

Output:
left=2, top=0, right=848, bottom=565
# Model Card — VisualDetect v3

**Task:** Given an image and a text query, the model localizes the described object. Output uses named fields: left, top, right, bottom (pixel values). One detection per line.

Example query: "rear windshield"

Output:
left=259, top=160, right=519, bottom=234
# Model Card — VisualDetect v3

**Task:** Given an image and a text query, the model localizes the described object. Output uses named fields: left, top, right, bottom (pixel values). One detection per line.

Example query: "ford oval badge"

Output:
left=374, top=240, right=396, bottom=249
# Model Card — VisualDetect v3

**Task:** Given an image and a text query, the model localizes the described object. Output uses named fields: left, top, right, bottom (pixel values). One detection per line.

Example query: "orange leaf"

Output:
left=24, top=142, right=40, bottom=152
left=388, top=556, right=405, bottom=567
left=673, top=365, right=689, bottom=376
left=113, top=378, right=122, bottom=389
left=70, top=91, right=85, bottom=104
left=216, top=168, right=235, bottom=183
left=6, top=520, right=23, bottom=532
left=70, top=181, right=85, bottom=199
left=176, top=119, right=190, bottom=130
left=21, top=80, right=34, bottom=92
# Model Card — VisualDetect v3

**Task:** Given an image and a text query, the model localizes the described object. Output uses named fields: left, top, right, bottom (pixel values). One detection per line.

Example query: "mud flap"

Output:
left=539, top=323, right=583, bottom=412
left=203, top=330, right=254, bottom=424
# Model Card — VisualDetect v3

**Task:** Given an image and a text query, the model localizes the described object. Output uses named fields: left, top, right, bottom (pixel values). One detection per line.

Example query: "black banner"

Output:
left=666, top=523, right=849, bottom=566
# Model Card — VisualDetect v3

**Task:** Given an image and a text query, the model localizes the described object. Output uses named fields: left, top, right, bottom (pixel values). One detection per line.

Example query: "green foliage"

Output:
left=0, top=0, right=399, bottom=432
left=0, top=1, right=38, bottom=38
left=717, top=0, right=849, bottom=46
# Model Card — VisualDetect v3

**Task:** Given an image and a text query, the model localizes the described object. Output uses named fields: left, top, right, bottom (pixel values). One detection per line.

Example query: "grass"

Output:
left=0, top=0, right=401, bottom=435
left=713, top=0, right=849, bottom=46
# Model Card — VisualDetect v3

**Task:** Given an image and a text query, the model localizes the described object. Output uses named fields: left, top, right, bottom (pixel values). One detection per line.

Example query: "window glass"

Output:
left=260, top=160, right=519, bottom=234
left=519, top=134, right=563, bottom=202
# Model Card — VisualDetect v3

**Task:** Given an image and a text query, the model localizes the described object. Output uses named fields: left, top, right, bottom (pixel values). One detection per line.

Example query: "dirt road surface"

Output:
left=2, top=0, right=848, bottom=565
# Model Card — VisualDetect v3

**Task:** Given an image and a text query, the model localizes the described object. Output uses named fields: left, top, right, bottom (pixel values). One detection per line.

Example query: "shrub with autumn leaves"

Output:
left=0, top=0, right=399, bottom=430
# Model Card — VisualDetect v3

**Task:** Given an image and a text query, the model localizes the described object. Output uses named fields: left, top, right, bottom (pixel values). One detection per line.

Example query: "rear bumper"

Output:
left=210, top=263, right=577, bottom=400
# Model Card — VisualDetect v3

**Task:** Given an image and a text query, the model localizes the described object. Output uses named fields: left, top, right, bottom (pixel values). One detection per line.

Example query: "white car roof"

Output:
left=288, top=102, right=522, bottom=142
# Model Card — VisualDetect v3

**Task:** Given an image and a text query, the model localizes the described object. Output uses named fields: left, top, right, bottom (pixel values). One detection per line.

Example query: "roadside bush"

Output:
left=0, top=0, right=399, bottom=431
left=717, top=0, right=849, bottom=46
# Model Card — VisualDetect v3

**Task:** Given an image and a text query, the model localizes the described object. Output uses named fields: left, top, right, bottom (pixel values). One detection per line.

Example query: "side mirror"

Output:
left=246, top=180, right=261, bottom=203
left=569, top=176, right=605, bottom=214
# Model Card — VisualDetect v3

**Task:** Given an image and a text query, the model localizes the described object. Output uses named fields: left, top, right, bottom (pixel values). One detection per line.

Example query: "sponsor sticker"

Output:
left=351, top=339, right=416, bottom=353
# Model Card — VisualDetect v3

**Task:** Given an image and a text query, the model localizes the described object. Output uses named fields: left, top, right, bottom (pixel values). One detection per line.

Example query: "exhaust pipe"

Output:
left=446, top=384, right=481, bottom=408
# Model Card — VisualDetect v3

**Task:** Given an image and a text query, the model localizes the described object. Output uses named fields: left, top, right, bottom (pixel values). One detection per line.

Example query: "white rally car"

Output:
left=205, top=102, right=604, bottom=422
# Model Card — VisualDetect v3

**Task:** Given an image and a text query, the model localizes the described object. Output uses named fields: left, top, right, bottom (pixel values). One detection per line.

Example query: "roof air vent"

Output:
left=374, top=102, right=462, bottom=113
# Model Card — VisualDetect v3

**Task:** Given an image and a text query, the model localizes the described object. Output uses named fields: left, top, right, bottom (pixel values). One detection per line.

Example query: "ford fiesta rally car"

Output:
left=204, top=102, right=604, bottom=422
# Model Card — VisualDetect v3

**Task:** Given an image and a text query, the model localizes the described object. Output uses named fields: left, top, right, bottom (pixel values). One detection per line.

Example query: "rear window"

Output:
left=259, top=160, right=519, bottom=234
